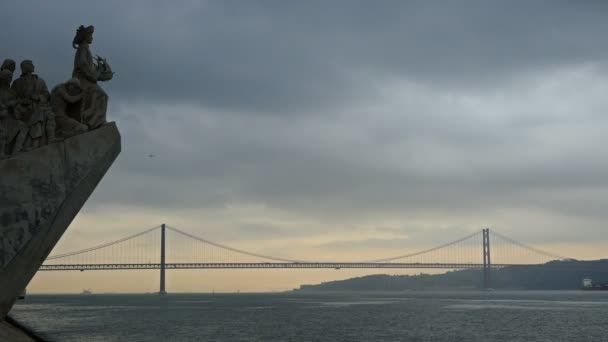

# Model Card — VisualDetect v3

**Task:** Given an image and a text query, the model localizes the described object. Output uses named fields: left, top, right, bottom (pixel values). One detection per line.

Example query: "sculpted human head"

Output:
left=20, top=60, right=34, bottom=75
left=73, top=25, right=95, bottom=48
left=65, top=77, right=82, bottom=95
left=0, top=70, right=12, bottom=87
left=1, top=59, right=15, bottom=73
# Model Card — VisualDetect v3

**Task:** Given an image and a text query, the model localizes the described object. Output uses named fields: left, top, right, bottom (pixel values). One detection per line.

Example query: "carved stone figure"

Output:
left=51, top=78, right=88, bottom=138
left=12, top=60, right=54, bottom=149
left=0, top=59, right=16, bottom=83
left=0, top=110, right=6, bottom=157
left=0, top=70, right=26, bottom=157
left=12, top=60, right=49, bottom=103
left=72, top=25, right=113, bottom=130
left=38, top=98, right=56, bottom=146
left=1, top=59, right=15, bottom=72
left=0, top=26, right=114, bottom=160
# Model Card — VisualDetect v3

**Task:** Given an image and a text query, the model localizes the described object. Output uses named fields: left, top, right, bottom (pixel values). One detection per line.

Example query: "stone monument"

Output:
left=0, top=25, right=121, bottom=338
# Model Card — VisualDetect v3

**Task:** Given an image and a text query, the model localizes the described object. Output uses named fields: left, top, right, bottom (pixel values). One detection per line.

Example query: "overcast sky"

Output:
left=4, top=1, right=608, bottom=292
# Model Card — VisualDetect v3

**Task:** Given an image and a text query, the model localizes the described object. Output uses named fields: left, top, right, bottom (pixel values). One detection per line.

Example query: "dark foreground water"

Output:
left=9, top=291, right=608, bottom=341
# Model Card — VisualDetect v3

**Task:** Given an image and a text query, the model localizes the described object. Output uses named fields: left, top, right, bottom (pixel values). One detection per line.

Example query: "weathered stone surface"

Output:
left=0, top=319, right=35, bottom=341
left=0, top=122, right=120, bottom=318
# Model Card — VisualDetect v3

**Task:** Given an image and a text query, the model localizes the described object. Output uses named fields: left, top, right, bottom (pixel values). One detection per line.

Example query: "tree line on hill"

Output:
left=296, top=259, right=608, bottom=291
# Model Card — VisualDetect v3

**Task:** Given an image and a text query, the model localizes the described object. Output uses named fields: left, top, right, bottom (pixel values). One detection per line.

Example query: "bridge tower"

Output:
left=482, top=228, right=491, bottom=289
left=159, top=223, right=167, bottom=295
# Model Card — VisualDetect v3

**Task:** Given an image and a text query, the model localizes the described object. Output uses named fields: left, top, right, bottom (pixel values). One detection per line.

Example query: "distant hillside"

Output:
left=296, top=259, right=608, bottom=291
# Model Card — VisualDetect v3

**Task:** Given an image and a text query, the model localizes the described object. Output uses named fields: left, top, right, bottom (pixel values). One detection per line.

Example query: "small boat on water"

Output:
left=81, top=289, right=93, bottom=295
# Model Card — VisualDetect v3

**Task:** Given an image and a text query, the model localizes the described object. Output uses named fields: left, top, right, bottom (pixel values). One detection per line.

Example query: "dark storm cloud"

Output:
left=3, top=1, right=608, bottom=247
left=90, top=92, right=608, bottom=224
left=2, top=1, right=608, bottom=113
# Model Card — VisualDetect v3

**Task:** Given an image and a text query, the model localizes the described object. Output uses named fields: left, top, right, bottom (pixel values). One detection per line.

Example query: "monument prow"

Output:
left=0, top=122, right=121, bottom=318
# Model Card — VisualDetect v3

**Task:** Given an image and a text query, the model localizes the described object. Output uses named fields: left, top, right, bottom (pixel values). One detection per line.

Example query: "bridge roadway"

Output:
left=38, top=262, right=524, bottom=271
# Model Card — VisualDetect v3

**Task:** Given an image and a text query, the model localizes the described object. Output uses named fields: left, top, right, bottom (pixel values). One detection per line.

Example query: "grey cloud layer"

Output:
left=2, top=1, right=608, bottom=112
left=3, top=1, right=608, bottom=247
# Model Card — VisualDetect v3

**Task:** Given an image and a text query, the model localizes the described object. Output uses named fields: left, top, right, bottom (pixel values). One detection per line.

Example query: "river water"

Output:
left=9, top=291, right=608, bottom=341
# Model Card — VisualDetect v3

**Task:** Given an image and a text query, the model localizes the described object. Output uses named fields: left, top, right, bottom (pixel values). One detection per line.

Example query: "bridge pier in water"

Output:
left=159, top=224, right=166, bottom=295
left=482, top=228, right=491, bottom=289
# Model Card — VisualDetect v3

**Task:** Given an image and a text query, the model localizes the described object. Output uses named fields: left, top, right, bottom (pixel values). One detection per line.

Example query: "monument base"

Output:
left=0, top=316, right=48, bottom=341
left=0, top=123, right=121, bottom=318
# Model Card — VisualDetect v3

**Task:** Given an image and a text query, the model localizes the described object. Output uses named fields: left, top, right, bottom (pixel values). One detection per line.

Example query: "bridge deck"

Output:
left=38, top=262, right=529, bottom=271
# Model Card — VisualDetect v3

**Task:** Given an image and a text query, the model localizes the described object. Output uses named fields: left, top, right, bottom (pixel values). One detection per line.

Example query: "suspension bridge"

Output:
left=39, top=225, right=566, bottom=293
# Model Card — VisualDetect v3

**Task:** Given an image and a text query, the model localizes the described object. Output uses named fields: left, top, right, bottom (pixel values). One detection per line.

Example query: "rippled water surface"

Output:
left=9, top=291, right=608, bottom=341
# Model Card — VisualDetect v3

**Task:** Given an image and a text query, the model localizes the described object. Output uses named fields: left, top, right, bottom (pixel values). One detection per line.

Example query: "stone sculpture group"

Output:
left=0, top=25, right=113, bottom=159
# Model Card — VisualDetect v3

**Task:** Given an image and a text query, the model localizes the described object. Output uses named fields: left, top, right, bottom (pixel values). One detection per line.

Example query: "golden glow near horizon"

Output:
left=27, top=205, right=608, bottom=294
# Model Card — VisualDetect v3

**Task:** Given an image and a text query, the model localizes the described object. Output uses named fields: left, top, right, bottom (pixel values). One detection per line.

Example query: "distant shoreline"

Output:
left=294, top=259, right=608, bottom=292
